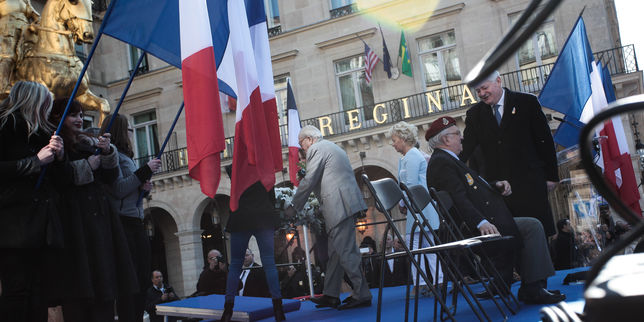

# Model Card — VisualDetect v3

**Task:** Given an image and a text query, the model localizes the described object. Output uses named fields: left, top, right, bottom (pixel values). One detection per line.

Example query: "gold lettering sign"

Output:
left=425, top=91, right=442, bottom=113
left=318, top=116, right=334, bottom=136
left=222, top=138, right=232, bottom=158
left=460, top=85, right=477, bottom=106
left=401, top=98, right=410, bottom=118
left=373, top=104, right=387, bottom=124
left=346, top=109, right=362, bottom=130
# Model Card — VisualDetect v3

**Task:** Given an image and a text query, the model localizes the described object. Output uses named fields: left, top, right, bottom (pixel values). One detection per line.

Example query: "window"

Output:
left=82, top=114, right=94, bottom=130
left=334, top=55, right=375, bottom=120
left=509, top=13, right=557, bottom=91
left=418, top=30, right=462, bottom=90
left=274, top=75, right=289, bottom=125
left=331, top=0, right=355, bottom=9
left=264, top=0, right=280, bottom=28
left=127, top=45, right=149, bottom=75
left=509, top=13, right=558, bottom=68
left=132, top=110, right=160, bottom=164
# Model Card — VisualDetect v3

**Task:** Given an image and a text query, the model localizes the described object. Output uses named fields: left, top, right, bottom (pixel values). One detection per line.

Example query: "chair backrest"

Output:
left=361, top=174, right=402, bottom=212
left=433, top=190, right=454, bottom=211
left=399, top=183, right=431, bottom=213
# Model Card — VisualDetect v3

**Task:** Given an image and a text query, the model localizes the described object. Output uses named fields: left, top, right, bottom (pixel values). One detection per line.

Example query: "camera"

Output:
left=164, top=286, right=174, bottom=294
left=216, top=255, right=225, bottom=263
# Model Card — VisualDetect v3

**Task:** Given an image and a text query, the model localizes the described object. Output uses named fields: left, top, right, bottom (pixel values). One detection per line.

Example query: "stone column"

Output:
left=174, top=229, right=204, bottom=297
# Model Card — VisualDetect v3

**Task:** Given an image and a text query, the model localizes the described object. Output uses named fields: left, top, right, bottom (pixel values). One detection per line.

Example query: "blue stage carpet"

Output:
left=258, top=268, right=588, bottom=321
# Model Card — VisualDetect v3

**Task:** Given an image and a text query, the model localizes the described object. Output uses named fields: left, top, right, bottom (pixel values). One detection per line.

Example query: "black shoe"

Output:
left=337, top=297, right=371, bottom=310
left=518, top=287, right=566, bottom=304
left=219, top=301, right=234, bottom=322
left=311, top=295, right=340, bottom=309
left=474, top=283, right=508, bottom=300
left=342, top=296, right=355, bottom=304
left=272, top=298, right=286, bottom=321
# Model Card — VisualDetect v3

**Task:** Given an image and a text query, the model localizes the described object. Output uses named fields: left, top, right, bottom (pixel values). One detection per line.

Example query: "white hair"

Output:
left=471, top=70, right=501, bottom=89
left=298, top=125, right=323, bottom=141
left=427, top=125, right=456, bottom=150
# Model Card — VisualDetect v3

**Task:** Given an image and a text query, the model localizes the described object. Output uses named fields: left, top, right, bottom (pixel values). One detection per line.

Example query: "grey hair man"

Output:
left=286, top=125, right=372, bottom=310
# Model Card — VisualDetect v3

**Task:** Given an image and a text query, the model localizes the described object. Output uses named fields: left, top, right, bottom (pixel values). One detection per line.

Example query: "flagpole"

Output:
left=302, top=223, right=315, bottom=299
left=136, top=102, right=185, bottom=206
left=35, top=0, right=120, bottom=190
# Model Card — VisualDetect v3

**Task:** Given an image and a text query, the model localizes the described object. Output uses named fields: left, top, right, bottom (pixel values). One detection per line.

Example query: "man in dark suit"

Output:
left=145, top=270, right=179, bottom=322
left=425, top=116, right=565, bottom=304
left=461, top=71, right=559, bottom=237
left=239, top=249, right=270, bottom=297
left=382, top=235, right=409, bottom=287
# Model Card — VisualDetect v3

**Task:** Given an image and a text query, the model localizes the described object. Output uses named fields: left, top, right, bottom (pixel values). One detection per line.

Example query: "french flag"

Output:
left=286, top=80, right=302, bottom=186
left=540, top=17, right=641, bottom=214
left=102, top=0, right=282, bottom=205
left=178, top=0, right=225, bottom=198
left=216, top=0, right=282, bottom=211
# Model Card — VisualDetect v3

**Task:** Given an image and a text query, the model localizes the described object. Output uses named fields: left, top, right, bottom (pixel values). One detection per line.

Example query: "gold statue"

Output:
left=0, top=0, right=39, bottom=95
left=3, top=0, right=109, bottom=123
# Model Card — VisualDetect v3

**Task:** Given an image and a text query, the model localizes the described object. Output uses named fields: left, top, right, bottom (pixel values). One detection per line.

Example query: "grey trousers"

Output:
left=324, top=217, right=372, bottom=300
left=514, top=217, right=556, bottom=284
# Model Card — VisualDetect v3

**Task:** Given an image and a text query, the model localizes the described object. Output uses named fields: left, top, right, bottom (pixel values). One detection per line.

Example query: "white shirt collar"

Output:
left=439, top=148, right=459, bottom=160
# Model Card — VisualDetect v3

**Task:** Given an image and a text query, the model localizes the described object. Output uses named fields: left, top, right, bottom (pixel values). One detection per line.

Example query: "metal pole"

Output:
left=302, top=224, right=315, bottom=298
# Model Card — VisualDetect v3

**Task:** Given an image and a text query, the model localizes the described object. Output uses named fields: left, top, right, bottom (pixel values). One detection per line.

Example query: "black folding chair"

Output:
left=400, top=183, right=520, bottom=320
left=363, top=174, right=479, bottom=322
left=427, top=188, right=521, bottom=313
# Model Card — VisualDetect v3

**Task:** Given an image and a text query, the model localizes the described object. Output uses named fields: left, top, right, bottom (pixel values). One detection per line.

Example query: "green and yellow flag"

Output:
left=398, top=30, right=412, bottom=77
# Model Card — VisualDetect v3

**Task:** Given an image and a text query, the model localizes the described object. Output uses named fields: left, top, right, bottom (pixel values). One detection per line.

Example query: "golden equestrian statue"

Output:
left=1, top=0, right=109, bottom=122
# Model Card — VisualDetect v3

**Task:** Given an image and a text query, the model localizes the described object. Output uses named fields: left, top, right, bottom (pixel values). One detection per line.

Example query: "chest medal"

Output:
left=465, top=173, right=474, bottom=186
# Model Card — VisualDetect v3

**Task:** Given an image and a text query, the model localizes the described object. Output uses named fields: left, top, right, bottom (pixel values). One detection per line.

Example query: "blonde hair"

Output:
left=388, top=121, right=418, bottom=146
left=0, top=81, right=54, bottom=138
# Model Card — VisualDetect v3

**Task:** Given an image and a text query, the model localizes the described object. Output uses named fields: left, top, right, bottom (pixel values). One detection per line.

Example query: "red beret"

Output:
left=425, top=116, right=456, bottom=141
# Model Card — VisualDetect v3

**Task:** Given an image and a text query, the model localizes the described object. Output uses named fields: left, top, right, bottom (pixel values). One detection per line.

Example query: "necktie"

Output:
left=493, top=104, right=501, bottom=125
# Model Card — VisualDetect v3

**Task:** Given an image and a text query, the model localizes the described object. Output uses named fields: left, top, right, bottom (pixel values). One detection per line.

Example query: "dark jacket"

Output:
left=0, top=114, right=62, bottom=248
left=382, top=251, right=409, bottom=287
left=552, top=230, right=576, bottom=270
left=225, top=181, right=279, bottom=232
left=241, top=263, right=270, bottom=297
left=145, top=284, right=179, bottom=322
left=427, top=148, right=522, bottom=248
left=52, top=137, right=138, bottom=302
left=461, top=88, right=559, bottom=236
left=196, top=267, right=228, bottom=296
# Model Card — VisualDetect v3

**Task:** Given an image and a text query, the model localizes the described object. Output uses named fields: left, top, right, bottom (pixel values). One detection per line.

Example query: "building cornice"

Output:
left=315, top=28, right=377, bottom=50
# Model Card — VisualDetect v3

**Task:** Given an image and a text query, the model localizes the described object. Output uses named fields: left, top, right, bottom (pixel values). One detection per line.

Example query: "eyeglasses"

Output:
left=298, top=137, right=309, bottom=147
left=208, top=257, right=216, bottom=260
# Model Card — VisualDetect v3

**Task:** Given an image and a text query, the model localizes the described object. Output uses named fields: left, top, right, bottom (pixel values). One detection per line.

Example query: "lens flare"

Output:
left=356, top=0, right=441, bottom=31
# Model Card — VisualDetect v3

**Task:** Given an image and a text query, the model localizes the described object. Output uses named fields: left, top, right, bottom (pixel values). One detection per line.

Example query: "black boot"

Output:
left=220, top=301, right=234, bottom=322
left=272, top=298, right=286, bottom=321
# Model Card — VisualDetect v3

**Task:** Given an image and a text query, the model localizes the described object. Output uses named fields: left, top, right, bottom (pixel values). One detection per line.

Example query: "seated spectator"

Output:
left=359, top=236, right=380, bottom=288
left=239, top=249, right=270, bottom=297
left=383, top=236, right=409, bottom=287
left=280, top=265, right=308, bottom=299
left=195, top=249, right=228, bottom=296
left=552, top=219, right=577, bottom=270
left=425, top=116, right=565, bottom=304
left=145, top=270, right=179, bottom=322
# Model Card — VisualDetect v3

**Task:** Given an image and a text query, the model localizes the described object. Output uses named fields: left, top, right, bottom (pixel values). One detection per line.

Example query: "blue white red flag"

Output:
left=539, top=17, right=640, bottom=215
left=102, top=0, right=282, bottom=209
left=286, top=80, right=301, bottom=186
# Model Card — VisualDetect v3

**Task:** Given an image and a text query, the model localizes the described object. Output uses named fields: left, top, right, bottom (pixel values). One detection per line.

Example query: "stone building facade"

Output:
left=34, top=0, right=643, bottom=296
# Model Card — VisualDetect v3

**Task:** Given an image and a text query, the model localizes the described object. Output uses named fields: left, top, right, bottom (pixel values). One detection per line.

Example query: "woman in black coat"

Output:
left=49, top=98, right=138, bottom=322
left=0, top=81, right=63, bottom=321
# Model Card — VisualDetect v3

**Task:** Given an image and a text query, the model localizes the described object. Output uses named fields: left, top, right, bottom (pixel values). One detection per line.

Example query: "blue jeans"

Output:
left=225, top=229, right=281, bottom=302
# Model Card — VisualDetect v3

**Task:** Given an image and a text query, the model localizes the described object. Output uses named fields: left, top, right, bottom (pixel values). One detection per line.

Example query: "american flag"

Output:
left=364, top=43, right=380, bottom=83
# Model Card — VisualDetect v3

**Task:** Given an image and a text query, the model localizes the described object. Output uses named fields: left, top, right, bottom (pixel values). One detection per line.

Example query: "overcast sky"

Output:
left=614, top=0, right=643, bottom=69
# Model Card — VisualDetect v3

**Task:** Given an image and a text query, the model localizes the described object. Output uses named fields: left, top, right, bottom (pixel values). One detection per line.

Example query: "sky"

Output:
left=614, top=0, right=643, bottom=69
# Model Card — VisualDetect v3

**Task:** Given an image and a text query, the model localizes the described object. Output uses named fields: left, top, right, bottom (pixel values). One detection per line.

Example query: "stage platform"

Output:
left=159, top=268, right=587, bottom=321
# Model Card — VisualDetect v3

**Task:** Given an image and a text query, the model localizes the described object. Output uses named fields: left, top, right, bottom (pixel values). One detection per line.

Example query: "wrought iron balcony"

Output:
left=149, top=45, right=638, bottom=172
left=268, top=25, right=282, bottom=38
left=330, top=3, right=358, bottom=19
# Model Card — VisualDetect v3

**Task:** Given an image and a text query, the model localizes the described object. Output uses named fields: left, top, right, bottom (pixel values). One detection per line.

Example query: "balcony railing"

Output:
left=330, top=3, right=358, bottom=19
left=147, top=45, right=638, bottom=172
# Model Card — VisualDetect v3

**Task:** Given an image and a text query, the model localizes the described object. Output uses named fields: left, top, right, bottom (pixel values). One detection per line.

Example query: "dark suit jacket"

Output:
left=145, top=284, right=178, bottom=322
left=382, top=253, right=409, bottom=287
left=242, top=263, right=270, bottom=297
left=461, top=88, right=559, bottom=236
left=427, top=148, right=521, bottom=248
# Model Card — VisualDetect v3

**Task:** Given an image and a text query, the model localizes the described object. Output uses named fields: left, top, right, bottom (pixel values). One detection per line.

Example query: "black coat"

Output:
left=382, top=252, right=409, bottom=287
left=145, top=284, right=179, bottom=322
left=225, top=181, right=280, bottom=232
left=0, top=114, right=63, bottom=248
left=461, top=88, right=559, bottom=236
left=241, top=263, right=270, bottom=297
left=196, top=267, right=228, bottom=296
left=427, top=149, right=522, bottom=248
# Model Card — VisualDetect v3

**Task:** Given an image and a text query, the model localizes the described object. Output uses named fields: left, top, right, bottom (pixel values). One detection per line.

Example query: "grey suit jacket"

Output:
left=291, top=139, right=366, bottom=232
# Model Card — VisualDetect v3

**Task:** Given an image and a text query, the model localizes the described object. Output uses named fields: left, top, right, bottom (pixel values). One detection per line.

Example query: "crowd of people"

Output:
left=2, top=69, right=633, bottom=321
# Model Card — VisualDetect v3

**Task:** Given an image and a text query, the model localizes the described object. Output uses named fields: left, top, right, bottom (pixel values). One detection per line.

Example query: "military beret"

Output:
left=425, top=116, right=456, bottom=141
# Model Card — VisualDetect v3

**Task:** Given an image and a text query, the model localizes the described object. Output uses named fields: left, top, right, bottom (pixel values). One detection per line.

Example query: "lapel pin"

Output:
left=512, top=107, right=516, bottom=115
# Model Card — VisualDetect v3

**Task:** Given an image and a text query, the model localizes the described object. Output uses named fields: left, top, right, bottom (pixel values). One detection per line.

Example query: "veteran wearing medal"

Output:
left=461, top=71, right=559, bottom=237
left=425, top=116, right=565, bottom=304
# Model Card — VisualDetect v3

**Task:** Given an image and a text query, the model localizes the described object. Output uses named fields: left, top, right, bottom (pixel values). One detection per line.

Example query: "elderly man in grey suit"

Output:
left=286, top=125, right=372, bottom=310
